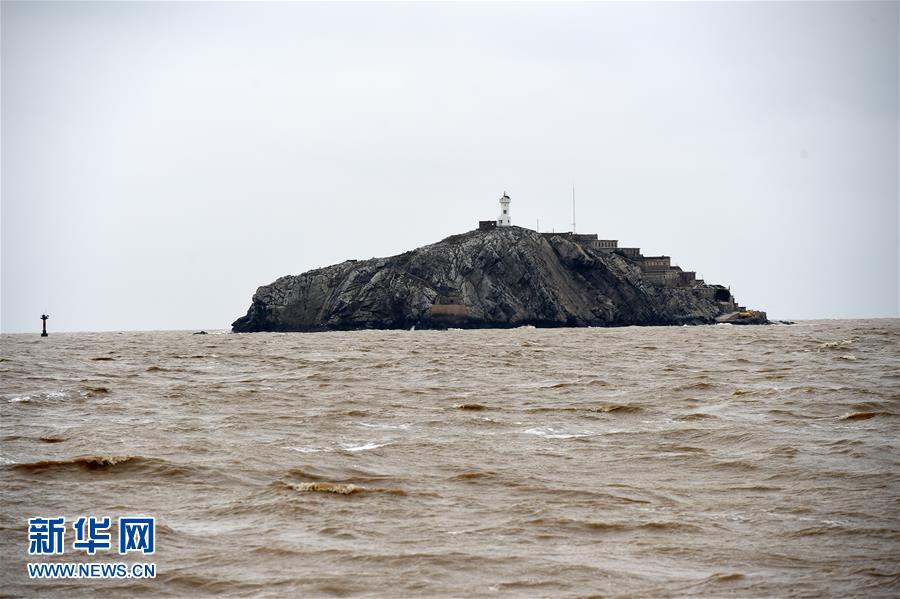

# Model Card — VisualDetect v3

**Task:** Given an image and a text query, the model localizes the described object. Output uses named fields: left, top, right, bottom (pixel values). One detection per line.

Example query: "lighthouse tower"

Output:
left=497, top=192, right=511, bottom=227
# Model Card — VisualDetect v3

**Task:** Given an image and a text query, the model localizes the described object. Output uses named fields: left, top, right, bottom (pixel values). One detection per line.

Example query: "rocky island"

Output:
left=233, top=198, right=766, bottom=332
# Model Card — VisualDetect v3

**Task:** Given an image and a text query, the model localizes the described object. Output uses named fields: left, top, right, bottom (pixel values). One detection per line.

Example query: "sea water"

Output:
left=1, top=320, right=897, bottom=597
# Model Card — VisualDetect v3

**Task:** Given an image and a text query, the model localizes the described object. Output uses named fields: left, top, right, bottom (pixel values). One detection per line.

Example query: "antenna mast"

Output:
left=572, top=183, right=576, bottom=233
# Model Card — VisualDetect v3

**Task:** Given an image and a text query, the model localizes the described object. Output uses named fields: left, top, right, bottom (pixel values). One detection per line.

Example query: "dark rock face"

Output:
left=232, top=227, right=752, bottom=332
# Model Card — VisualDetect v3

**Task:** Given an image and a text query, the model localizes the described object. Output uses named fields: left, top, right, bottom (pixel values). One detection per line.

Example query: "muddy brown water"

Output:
left=1, top=320, right=898, bottom=597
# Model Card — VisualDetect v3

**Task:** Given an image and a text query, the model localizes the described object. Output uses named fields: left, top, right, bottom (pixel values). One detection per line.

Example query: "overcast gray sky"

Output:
left=2, top=1, right=897, bottom=332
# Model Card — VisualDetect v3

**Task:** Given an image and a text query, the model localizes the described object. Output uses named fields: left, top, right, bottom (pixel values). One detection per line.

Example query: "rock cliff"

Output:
left=232, top=226, right=763, bottom=332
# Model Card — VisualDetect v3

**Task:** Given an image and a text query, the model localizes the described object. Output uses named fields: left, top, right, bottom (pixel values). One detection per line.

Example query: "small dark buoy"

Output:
left=40, top=314, right=49, bottom=337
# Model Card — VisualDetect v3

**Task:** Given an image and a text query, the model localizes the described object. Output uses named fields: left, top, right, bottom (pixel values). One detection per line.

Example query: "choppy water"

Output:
left=1, top=320, right=898, bottom=597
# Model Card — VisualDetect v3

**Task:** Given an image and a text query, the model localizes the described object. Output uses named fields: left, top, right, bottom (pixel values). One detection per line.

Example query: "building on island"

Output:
left=498, top=192, right=511, bottom=226
left=640, top=256, right=671, bottom=271
left=479, top=192, right=512, bottom=230
left=596, top=239, right=618, bottom=251
left=473, top=192, right=743, bottom=317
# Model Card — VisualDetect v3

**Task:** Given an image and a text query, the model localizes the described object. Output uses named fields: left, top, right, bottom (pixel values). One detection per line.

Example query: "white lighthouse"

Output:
left=497, top=192, right=511, bottom=227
